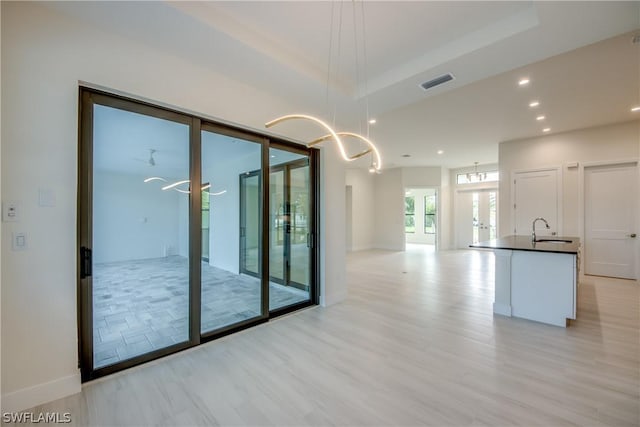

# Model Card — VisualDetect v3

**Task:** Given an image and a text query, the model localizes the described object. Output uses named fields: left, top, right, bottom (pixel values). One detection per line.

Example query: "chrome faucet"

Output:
left=532, top=217, right=550, bottom=242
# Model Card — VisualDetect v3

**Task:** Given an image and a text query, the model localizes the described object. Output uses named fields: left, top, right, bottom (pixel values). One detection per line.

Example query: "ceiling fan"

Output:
left=133, top=149, right=156, bottom=166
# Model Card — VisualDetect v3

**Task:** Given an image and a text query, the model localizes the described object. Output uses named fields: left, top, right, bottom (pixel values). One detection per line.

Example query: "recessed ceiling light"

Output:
left=543, top=128, right=551, bottom=132
left=631, top=106, right=640, bottom=112
left=401, top=154, right=411, bottom=158
left=369, top=118, right=377, bottom=124
left=437, top=150, right=444, bottom=155
left=270, top=155, right=276, bottom=158
left=529, top=101, right=540, bottom=107
left=518, top=78, right=530, bottom=86
left=536, top=115, right=545, bottom=121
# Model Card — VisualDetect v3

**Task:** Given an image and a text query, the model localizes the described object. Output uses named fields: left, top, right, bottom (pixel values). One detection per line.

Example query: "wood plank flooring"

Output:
left=9, top=246, right=639, bottom=426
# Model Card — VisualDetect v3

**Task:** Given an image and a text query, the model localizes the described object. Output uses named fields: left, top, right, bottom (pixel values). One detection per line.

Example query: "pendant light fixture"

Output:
left=265, top=1, right=382, bottom=173
left=466, top=162, right=487, bottom=183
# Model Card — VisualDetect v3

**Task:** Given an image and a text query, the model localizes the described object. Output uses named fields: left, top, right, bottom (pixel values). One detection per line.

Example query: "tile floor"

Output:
left=92, top=256, right=308, bottom=368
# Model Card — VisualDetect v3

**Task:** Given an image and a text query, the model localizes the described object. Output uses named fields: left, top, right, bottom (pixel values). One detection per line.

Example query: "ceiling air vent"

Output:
left=420, top=73, right=454, bottom=91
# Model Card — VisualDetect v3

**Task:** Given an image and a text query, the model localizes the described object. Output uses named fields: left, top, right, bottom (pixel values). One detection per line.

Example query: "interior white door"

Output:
left=513, top=169, right=559, bottom=236
left=584, top=163, right=638, bottom=279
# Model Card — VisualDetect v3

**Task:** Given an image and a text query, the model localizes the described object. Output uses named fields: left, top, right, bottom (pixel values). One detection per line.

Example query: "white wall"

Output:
left=439, top=167, right=452, bottom=250
left=93, top=171, right=181, bottom=263
left=0, top=2, right=346, bottom=411
left=345, top=168, right=375, bottom=251
left=402, top=167, right=442, bottom=188
left=320, top=147, right=346, bottom=305
left=499, top=121, right=640, bottom=238
left=373, top=168, right=405, bottom=250
left=0, top=1, right=3, bottom=405
left=372, top=166, right=453, bottom=251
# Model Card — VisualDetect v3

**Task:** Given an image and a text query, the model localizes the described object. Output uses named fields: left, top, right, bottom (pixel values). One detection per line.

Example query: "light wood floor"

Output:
left=13, top=247, right=639, bottom=426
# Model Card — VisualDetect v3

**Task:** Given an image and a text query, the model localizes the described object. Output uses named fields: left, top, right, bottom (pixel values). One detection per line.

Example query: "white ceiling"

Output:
left=50, top=1, right=640, bottom=169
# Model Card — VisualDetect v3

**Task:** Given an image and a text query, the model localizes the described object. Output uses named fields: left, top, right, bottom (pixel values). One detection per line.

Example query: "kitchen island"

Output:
left=470, top=235, right=580, bottom=327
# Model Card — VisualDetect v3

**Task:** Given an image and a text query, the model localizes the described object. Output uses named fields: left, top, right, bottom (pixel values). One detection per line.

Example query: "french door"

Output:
left=78, top=88, right=318, bottom=381
left=455, top=189, right=497, bottom=248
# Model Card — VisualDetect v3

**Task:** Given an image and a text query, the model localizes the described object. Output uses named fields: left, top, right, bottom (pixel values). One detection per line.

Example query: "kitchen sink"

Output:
left=535, top=239, right=572, bottom=244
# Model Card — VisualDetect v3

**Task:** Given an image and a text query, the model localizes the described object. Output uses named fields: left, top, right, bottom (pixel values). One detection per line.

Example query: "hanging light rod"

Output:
left=307, top=131, right=382, bottom=170
left=265, top=114, right=382, bottom=171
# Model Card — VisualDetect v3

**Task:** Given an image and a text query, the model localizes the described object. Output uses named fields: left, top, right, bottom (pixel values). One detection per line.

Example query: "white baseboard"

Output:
left=493, top=302, right=512, bottom=317
left=321, top=289, right=348, bottom=307
left=348, top=245, right=374, bottom=252
left=1, top=372, right=81, bottom=413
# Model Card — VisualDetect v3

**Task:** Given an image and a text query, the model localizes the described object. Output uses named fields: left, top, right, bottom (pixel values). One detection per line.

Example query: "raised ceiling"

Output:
left=47, top=1, right=640, bottom=169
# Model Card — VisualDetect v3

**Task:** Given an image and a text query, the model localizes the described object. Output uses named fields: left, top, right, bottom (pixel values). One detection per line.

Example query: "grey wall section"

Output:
left=93, top=171, right=182, bottom=263
left=345, top=168, right=375, bottom=251
left=374, top=168, right=405, bottom=250
left=498, top=121, right=640, bottom=238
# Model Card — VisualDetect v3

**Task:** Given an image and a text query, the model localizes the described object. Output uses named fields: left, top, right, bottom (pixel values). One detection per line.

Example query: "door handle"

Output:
left=80, top=246, right=92, bottom=279
left=629, top=233, right=637, bottom=238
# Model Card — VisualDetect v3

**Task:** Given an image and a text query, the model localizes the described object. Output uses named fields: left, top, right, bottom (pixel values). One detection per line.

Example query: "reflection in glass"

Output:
left=240, top=172, right=260, bottom=277
left=269, top=148, right=312, bottom=310
left=201, top=131, right=262, bottom=333
left=92, top=104, right=190, bottom=368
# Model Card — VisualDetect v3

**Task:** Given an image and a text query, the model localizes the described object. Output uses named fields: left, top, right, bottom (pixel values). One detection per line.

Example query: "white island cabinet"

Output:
left=471, top=236, right=580, bottom=327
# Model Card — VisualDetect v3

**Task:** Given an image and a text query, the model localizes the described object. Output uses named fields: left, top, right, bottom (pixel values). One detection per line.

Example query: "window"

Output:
left=457, top=170, right=499, bottom=185
left=405, top=196, right=415, bottom=233
left=424, top=195, right=436, bottom=234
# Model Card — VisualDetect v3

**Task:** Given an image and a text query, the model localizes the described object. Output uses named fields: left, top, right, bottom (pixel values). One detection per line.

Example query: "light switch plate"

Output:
left=2, top=202, right=19, bottom=222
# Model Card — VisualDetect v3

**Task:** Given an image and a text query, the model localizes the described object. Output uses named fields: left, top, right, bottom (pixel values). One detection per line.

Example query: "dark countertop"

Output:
left=470, top=235, right=580, bottom=254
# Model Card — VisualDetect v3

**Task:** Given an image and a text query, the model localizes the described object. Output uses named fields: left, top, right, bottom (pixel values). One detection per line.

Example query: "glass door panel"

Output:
left=240, top=172, right=260, bottom=277
left=472, top=191, right=497, bottom=244
left=201, top=129, right=263, bottom=334
left=289, top=165, right=310, bottom=288
left=269, top=169, right=286, bottom=283
left=202, top=190, right=210, bottom=262
left=91, top=104, right=190, bottom=369
left=269, top=148, right=312, bottom=311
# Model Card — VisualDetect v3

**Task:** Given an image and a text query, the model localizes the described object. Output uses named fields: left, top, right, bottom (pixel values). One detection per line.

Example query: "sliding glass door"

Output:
left=268, top=148, right=313, bottom=311
left=79, top=92, right=195, bottom=378
left=79, top=88, right=317, bottom=381
left=200, top=127, right=265, bottom=335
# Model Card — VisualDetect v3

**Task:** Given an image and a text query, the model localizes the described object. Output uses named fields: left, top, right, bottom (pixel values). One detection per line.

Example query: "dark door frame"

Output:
left=77, top=86, right=319, bottom=382
left=268, top=158, right=311, bottom=291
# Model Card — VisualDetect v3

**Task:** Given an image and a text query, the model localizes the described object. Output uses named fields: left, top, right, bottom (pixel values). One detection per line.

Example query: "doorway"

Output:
left=584, top=162, right=638, bottom=279
left=404, top=188, right=438, bottom=247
